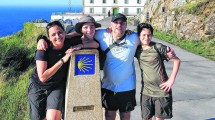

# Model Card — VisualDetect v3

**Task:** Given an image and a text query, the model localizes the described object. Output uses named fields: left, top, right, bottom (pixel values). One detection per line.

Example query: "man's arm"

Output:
left=166, top=47, right=176, bottom=59
left=70, top=39, right=99, bottom=50
left=66, top=31, right=81, bottom=38
left=37, top=35, right=49, bottom=50
left=66, top=31, right=100, bottom=49
left=37, top=34, right=99, bottom=51
left=37, top=32, right=81, bottom=50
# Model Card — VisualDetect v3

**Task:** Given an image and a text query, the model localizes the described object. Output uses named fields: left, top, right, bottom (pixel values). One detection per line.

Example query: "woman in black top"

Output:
left=28, top=20, right=100, bottom=120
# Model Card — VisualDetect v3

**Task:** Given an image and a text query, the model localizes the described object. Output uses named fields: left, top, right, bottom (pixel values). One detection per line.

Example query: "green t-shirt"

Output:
left=135, top=42, right=171, bottom=97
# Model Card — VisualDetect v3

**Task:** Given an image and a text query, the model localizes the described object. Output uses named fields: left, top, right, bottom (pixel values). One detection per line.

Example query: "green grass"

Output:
left=0, top=23, right=46, bottom=120
left=0, top=68, right=33, bottom=120
left=154, top=30, right=215, bottom=61
left=173, top=0, right=215, bottom=19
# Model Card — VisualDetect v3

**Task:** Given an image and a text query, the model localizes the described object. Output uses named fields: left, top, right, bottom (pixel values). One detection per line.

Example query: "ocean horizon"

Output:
left=0, top=6, right=82, bottom=37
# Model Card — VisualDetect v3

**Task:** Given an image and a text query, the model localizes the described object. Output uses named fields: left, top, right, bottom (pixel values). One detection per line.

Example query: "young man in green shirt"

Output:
left=135, top=23, right=181, bottom=120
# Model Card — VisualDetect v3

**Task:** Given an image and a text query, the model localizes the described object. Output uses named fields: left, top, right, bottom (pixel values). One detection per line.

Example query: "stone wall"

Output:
left=139, top=0, right=215, bottom=40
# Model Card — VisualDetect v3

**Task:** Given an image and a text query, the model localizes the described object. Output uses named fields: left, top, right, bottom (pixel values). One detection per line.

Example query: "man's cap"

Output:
left=75, top=15, right=101, bottom=34
left=111, top=13, right=127, bottom=22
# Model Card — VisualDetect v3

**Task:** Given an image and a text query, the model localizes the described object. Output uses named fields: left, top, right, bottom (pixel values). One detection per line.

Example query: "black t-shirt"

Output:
left=30, top=36, right=82, bottom=89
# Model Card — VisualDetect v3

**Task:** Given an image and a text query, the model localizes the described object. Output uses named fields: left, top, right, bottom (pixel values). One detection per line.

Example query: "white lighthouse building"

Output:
left=83, top=0, right=145, bottom=16
left=51, top=0, right=145, bottom=22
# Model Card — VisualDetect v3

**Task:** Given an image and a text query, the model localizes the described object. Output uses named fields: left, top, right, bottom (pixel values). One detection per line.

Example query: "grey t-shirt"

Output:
left=135, top=42, right=171, bottom=97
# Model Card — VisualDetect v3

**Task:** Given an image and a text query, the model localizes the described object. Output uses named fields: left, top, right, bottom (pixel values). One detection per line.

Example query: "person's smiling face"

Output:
left=81, top=22, right=96, bottom=39
left=139, top=28, right=152, bottom=46
left=48, top=25, right=65, bottom=49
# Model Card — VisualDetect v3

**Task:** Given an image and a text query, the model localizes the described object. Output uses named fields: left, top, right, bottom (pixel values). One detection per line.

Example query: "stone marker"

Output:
left=64, top=49, right=103, bottom=120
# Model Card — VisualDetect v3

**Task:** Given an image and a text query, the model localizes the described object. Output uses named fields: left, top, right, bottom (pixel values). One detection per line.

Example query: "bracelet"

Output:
left=60, top=59, right=64, bottom=64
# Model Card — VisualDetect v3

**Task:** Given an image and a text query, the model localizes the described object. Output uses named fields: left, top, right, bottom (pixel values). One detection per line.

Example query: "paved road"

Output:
left=98, top=17, right=215, bottom=120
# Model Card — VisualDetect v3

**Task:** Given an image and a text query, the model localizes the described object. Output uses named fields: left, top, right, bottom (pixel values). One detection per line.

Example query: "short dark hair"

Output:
left=46, top=21, right=65, bottom=36
left=137, top=23, right=153, bottom=36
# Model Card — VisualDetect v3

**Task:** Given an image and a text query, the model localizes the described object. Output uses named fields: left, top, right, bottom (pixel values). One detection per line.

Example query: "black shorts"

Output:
left=141, top=94, right=173, bottom=119
left=28, top=81, right=65, bottom=120
left=101, top=88, right=136, bottom=113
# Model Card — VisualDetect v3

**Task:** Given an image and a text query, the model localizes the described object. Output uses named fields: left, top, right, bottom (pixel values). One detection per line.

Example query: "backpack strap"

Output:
left=153, top=43, right=168, bottom=79
left=154, top=43, right=163, bottom=60
left=103, top=31, right=127, bottom=54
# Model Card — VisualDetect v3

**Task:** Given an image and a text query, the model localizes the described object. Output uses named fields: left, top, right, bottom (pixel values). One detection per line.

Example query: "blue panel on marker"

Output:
left=75, top=54, right=95, bottom=75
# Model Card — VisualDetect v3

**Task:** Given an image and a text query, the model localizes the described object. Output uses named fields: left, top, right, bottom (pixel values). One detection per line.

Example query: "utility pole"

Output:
left=68, top=0, right=71, bottom=12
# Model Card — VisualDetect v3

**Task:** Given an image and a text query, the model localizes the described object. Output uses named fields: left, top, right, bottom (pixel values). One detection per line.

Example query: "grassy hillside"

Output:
left=0, top=23, right=46, bottom=120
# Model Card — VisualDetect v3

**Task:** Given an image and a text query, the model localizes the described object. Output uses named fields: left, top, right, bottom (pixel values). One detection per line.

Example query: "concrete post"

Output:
left=64, top=49, right=103, bottom=120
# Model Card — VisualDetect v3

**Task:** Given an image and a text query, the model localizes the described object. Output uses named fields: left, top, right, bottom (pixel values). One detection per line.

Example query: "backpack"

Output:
left=98, top=47, right=108, bottom=70
left=153, top=42, right=169, bottom=61
left=153, top=42, right=169, bottom=80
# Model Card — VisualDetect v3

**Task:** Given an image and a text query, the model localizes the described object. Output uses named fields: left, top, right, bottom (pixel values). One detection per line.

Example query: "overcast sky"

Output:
left=0, top=0, right=82, bottom=7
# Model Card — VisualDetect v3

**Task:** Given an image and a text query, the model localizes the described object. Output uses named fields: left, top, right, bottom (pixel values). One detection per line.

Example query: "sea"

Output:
left=0, top=6, right=82, bottom=37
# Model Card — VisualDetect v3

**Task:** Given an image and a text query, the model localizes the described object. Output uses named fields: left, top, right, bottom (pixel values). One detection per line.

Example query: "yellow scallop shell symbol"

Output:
left=77, top=57, right=93, bottom=72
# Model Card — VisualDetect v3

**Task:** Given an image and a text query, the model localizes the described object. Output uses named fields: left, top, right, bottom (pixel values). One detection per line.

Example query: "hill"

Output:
left=0, top=23, right=46, bottom=120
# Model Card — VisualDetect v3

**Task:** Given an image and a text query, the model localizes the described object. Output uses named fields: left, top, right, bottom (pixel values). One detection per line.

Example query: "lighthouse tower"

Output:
left=68, top=0, right=71, bottom=12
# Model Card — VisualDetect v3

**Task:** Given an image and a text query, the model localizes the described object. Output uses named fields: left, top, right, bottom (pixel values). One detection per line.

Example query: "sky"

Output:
left=0, top=0, right=82, bottom=7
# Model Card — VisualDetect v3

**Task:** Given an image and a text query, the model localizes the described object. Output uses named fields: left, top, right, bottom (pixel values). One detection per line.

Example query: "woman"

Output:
left=28, top=19, right=100, bottom=120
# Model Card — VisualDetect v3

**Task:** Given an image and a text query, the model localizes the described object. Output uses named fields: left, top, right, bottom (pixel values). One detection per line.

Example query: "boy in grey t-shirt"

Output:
left=135, top=23, right=181, bottom=120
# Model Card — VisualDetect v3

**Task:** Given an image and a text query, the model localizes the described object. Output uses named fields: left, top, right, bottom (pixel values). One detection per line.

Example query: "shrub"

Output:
left=0, top=23, right=45, bottom=80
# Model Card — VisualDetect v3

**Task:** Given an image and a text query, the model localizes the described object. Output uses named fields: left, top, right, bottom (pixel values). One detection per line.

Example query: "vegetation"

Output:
left=154, top=30, right=215, bottom=61
left=149, top=0, right=215, bottom=60
left=173, top=0, right=215, bottom=19
left=0, top=69, right=33, bottom=120
left=0, top=23, right=46, bottom=120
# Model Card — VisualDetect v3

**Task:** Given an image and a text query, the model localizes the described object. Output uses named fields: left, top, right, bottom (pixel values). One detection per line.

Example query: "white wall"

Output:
left=84, top=0, right=145, bottom=6
left=83, top=0, right=145, bottom=16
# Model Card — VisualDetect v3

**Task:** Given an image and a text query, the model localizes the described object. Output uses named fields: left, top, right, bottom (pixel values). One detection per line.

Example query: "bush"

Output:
left=0, top=23, right=45, bottom=80
left=0, top=47, right=31, bottom=79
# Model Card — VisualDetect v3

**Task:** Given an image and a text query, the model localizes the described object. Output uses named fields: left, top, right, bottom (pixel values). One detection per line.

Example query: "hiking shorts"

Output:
left=27, top=81, right=65, bottom=120
left=102, top=88, right=136, bottom=113
left=141, top=94, right=173, bottom=119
